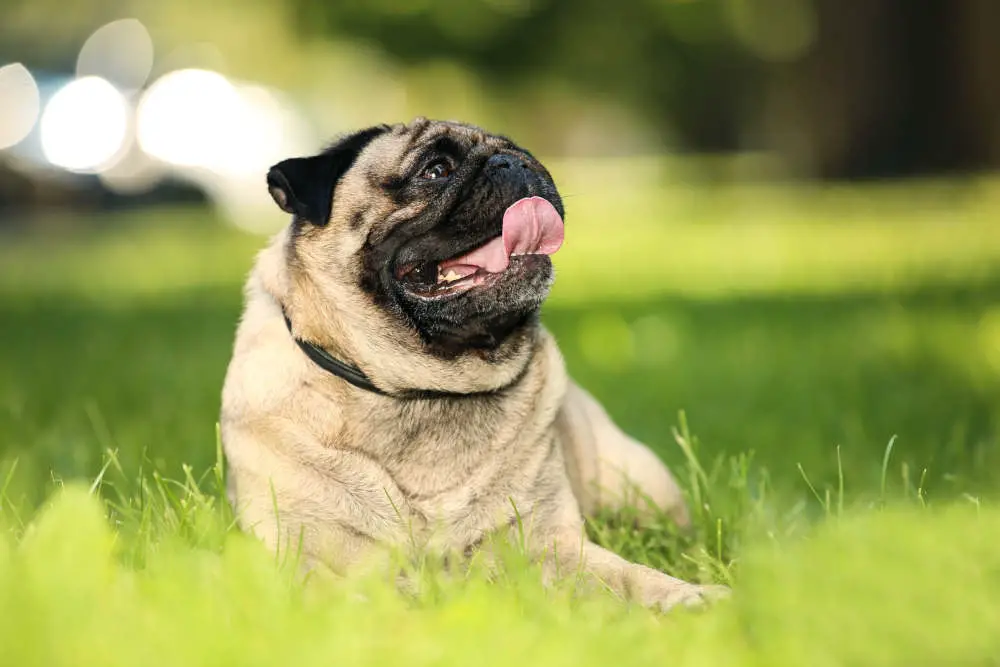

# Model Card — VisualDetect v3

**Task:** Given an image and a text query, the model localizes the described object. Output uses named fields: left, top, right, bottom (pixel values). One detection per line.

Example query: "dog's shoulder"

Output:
left=221, top=259, right=306, bottom=424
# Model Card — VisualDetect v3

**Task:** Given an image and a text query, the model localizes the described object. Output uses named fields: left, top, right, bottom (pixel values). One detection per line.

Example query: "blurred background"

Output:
left=3, top=0, right=1000, bottom=225
left=1, top=0, right=1000, bottom=511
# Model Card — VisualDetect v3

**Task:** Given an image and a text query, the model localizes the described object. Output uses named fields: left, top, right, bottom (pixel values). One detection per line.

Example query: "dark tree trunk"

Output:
left=759, top=0, right=1000, bottom=179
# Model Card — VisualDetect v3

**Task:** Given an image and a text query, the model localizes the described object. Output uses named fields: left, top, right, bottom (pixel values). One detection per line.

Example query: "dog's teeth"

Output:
left=435, top=269, right=464, bottom=284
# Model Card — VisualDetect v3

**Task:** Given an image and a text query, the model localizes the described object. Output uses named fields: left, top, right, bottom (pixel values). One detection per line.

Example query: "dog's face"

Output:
left=267, top=118, right=565, bottom=366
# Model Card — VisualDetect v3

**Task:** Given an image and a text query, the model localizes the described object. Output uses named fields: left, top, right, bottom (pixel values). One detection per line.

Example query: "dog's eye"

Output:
left=421, top=160, right=452, bottom=181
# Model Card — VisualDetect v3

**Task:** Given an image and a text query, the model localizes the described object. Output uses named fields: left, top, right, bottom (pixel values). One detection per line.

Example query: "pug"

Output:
left=220, top=118, right=727, bottom=611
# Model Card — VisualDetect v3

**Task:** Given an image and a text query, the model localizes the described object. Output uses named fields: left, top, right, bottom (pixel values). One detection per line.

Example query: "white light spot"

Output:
left=40, top=76, right=130, bottom=172
left=0, top=63, right=41, bottom=150
left=136, top=69, right=243, bottom=170
left=137, top=69, right=307, bottom=178
left=76, top=18, right=155, bottom=93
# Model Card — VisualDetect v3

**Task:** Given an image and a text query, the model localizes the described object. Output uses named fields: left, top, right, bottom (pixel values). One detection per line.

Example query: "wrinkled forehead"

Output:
left=350, top=119, right=518, bottom=180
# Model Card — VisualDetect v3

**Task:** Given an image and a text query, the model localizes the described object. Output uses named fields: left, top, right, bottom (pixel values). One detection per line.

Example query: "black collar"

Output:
left=283, top=314, right=389, bottom=395
left=282, top=313, right=503, bottom=401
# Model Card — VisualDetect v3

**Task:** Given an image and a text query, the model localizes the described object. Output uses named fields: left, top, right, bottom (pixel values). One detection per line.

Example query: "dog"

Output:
left=220, top=118, right=727, bottom=611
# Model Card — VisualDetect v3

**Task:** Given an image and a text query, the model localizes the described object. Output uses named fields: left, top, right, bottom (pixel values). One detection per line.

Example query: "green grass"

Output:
left=1, top=174, right=1000, bottom=664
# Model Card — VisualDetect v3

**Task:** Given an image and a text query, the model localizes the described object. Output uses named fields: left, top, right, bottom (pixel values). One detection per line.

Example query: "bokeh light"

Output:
left=977, top=308, right=1000, bottom=374
left=98, top=141, right=167, bottom=196
left=725, top=0, right=817, bottom=63
left=76, top=18, right=155, bottom=93
left=136, top=69, right=236, bottom=169
left=578, top=312, right=636, bottom=371
left=40, top=76, right=130, bottom=173
left=217, top=84, right=296, bottom=176
left=136, top=69, right=300, bottom=177
left=0, top=63, right=41, bottom=150
left=631, top=315, right=682, bottom=368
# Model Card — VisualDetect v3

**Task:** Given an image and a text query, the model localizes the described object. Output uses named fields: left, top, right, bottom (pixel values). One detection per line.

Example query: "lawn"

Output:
left=1, top=170, right=999, bottom=665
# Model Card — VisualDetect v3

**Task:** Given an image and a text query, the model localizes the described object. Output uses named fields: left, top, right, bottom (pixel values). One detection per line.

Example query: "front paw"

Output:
left=646, top=581, right=731, bottom=612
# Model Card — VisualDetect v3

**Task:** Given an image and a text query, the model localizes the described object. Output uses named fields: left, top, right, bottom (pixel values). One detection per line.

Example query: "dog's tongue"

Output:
left=440, top=197, right=564, bottom=274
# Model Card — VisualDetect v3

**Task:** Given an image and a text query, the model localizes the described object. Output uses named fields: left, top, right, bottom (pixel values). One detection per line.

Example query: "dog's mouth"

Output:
left=394, top=196, right=564, bottom=299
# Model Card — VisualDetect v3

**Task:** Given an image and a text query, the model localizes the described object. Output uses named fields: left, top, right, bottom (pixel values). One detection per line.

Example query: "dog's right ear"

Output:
left=266, top=125, right=390, bottom=226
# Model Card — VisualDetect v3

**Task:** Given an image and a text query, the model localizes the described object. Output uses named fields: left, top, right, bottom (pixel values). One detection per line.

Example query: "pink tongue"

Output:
left=439, top=197, right=564, bottom=274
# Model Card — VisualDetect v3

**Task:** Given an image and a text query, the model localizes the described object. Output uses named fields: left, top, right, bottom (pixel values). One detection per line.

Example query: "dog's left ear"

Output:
left=266, top=125, right=390, bottom=226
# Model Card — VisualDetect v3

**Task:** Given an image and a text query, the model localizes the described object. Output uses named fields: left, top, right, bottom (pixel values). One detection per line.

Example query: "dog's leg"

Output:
left=541, top=529, right=728, bottom=612
left=557, top=382, right=690, bottom=527
left=230, top=482, right=371, bottom=577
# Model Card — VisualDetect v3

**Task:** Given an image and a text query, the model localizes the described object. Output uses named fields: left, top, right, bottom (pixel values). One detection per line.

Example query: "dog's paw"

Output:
left=647, top=581, right=731, bottom=613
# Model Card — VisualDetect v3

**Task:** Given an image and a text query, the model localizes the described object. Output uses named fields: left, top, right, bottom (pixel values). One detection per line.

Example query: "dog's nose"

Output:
left=486, top=153, right=528, bottom=172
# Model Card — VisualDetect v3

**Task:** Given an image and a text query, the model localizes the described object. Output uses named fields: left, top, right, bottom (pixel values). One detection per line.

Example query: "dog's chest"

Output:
left=351, top=397, right=557, bottom=525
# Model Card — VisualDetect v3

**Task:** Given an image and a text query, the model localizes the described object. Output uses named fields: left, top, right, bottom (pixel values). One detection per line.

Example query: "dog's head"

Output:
left=266, top=118, right=565, bottom=394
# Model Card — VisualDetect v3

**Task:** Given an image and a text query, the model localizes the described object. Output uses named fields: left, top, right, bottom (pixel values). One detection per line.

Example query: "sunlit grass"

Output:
left=3, top=171, right=1000, bottom=303
left=1, top=445, right=997, bottom=666
left=1, top=172, right=999, bottom=664
left=550, top=166, right=1000, bottom=302
left=0, top=207, right=262, bottom=300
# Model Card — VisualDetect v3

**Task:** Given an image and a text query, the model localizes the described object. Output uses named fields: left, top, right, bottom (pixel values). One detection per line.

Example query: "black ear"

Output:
left=266, top=125, right=390, bottom=225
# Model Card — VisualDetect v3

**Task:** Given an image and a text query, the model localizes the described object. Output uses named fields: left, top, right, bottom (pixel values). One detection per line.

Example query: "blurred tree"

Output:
left=0, top=0, right=142, bottom=68
left=288, top=0, right=1000, bottom=179
left=758, top=0, right=1000, bottom=179
left=287, top=0, right=760, bottom=152
left=2, top=0, right=998, bottom=179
